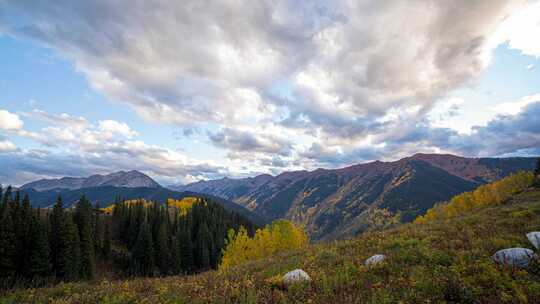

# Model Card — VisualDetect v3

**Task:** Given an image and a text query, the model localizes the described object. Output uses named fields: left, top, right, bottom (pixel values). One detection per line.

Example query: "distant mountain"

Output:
left=173, top=153, right=538, bottom=240
left=170, top=174, right=273, bottom=199
left=21, top=170, right=161, bottom=191
left=18, top=185, right=266, bottom=227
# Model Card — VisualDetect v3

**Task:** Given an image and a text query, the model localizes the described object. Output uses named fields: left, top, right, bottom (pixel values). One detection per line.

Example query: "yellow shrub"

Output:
left=415, top=171, right=534, bottom=223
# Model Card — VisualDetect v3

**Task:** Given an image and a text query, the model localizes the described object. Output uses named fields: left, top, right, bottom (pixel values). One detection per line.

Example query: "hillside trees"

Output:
left=220, top=220, right=308, bottom=271
left=416, top=171, right=535, bottom=223
left=111, top=197, right=256, bottom=276
left=0, top=191, right=257, bottom=286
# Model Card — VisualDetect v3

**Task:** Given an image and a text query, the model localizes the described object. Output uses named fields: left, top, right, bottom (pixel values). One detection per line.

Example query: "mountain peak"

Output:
left=21, top=170, right=161, bottom=191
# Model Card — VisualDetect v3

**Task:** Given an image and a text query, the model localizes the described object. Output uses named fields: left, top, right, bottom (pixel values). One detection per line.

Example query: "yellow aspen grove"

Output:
left=415, top=171, right=535, bottom=223
left=219, top=220, right=308, bottom=271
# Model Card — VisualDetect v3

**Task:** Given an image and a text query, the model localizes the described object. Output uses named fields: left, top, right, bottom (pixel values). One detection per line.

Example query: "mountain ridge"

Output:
left=20, top=170, right=161, bottom=191
left=170, top=153, right=538, bottom=240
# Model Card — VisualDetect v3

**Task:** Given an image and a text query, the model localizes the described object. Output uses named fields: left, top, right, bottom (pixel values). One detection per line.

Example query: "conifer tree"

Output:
left=0, top=203, right=18, bottom=278
left=75, top=196, right=94, bottom=279
left=177, top=227, right=194, bottom=273
left=103, top=222, right=111, bottom=258
left=195, top=222, right=211, bottom=270
left=132, top=220, right=154, bottom=276
left=18, top=195, right=33, bottom=276
left=28, top=211, right=51, bottom=277
left=535, top=158, right=540, bottom=176
left=155, top=221, right=171, bottom=275
left=59, top=213, right=81, bottom=281
left=49, top=196, right=64, bottom=275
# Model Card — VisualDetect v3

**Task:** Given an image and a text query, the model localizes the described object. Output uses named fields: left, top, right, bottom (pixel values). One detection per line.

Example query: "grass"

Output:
left=3, top=189, right=540, bottom=303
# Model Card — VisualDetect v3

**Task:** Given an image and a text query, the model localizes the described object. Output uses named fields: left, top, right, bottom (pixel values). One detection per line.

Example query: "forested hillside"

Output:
left=0, top=188, right=257, bottom=289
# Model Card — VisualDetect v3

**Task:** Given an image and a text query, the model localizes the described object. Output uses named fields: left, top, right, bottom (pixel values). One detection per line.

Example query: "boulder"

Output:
left=282, top=269, right=311, bottom=285
left=526, top=232, right=540, bottom=250
left=491, top=248, right=535, bottom=268
left=365, top=254, right=386, bottom=267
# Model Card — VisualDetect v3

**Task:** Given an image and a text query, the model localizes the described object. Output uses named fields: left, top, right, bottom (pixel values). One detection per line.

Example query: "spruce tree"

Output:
left=28, top=211, right=51, bottom=277
left=49, top=196, right=64, bottom=275
left=0, top=204, right=18, bottom=278
left=132, top=220, right=154, bottom=276
left=195, top=222, right=211, bottom=270
left=103, top=222, right=111, bottom=258
left=155, top=221, right=171, bottom=275
left=178, top=226, right=194, bottom=273
left=59, top=214, right=81, bottom=281
left=18, top=195, right=33, bottom=276
left=75, top=196, right=94, bottom=279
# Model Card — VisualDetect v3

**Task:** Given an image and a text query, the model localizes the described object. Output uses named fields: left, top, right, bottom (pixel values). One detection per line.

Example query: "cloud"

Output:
left=209, top=127, right=293, bottom=157
left=98, top=120, right=138, bottom=138
left=0, top=0, right=538, bottom=181
left=0, top=109, right=228, bottom=186
left=0, top=140, right=17, bottom=153
left=491, top=0, right=540, bottom=57
left=0, top=1, right=521, bottom=135
left=0, top=109, right=23, bottom=130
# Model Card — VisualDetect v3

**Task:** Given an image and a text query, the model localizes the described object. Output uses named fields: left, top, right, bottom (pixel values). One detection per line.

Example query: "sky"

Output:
left=0, top=0, right=539, bottom=186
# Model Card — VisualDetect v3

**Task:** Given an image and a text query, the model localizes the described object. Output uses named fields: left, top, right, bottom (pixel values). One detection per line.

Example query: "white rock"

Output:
left=491, top=248, right=536, bottom=268
left=365, top=254, right=386, bottom=267
left=282, top=269, right=311, bottom=285
left=526, top=232, right=540, bottom=250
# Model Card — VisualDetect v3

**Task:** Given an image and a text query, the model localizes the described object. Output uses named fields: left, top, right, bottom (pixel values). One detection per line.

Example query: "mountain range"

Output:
left=20, top=170, right=160, bottom=191
left=172, top=153, right=538, bottom=240
left=17, top=153, right=538, bottom=240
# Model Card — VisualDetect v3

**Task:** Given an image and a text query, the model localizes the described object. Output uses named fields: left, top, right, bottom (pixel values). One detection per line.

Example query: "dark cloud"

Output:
left=209, top=128, right=293, bottom=156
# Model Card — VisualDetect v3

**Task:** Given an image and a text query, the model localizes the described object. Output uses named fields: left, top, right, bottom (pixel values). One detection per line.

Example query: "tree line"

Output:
left=0, top=187, right=108, bottom=287
left=0, top=188, right=257, bottom=288
left=111, top=197, right=257, bottom=276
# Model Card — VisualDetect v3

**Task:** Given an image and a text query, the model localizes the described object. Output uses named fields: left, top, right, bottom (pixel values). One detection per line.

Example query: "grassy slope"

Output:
left=3, top=189, right=540, bottom=303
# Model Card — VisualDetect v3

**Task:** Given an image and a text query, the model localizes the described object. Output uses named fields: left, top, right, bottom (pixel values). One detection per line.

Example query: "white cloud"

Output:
left=0, top=0, right=538, bottom=182
left=490, top=0, right=540, bottom=57
left=98, top=120, right=138, bottom=138
left=0, top=140, right=17, bottom=153
left=0, top=109, right=23, bottom=130
left=493, top=93, right=540, bottom=116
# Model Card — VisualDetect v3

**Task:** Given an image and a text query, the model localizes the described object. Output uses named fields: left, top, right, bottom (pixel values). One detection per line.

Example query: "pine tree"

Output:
left=155, top=221, right=171, bottom=275
left=169, top=235, right=181, bottom=275
left=195, top=222, right=211, bottom=270
left=75, top=196, right=94, bottom=279
left=93, top=201, right=104, bottom=254
left=18, top=195, right=33, bottom=276
left=103, top=222, right=111, bottom=258
left=131, top=220, right=154, bottom=276
left=0, top=203, right=18, bottom=278
left=177, top=227, right=194, bottom=273
left=535, top=158, right=540, bottom=176
left=49, top=196, right=64, bottom=276
left=59, top=214, right=81, bottom=281
left=28, top=211, right=51, bottom=277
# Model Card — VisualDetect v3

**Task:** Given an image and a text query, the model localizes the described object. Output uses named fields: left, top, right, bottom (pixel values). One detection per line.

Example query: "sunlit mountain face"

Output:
left=1, top=0, right=539, bottom=187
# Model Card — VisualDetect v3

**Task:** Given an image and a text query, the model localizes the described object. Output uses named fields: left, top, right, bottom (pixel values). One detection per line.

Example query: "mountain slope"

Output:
left=19, top=186, right=267, bottom=226
left=174, top=154, right=537, bottom=240
left=7, top=187, right=540, bottom=303
left=21, top=170, right=160, bottom=191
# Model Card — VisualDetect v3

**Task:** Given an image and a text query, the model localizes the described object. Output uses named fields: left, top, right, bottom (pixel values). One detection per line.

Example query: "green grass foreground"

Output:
left=3, top=189, right=540, bottom=303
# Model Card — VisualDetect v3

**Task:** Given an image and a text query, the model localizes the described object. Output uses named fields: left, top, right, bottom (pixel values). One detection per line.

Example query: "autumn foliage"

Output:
left=219, top=220, right=308, bottom=271
left=416, top=171, right=535, bottom=223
